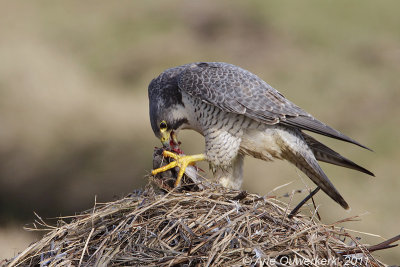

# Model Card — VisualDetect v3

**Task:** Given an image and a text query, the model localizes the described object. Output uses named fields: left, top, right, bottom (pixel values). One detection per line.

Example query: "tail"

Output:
left=282, top=133, right=350, bottom=209
left=301, top=133, right=375, bottom=177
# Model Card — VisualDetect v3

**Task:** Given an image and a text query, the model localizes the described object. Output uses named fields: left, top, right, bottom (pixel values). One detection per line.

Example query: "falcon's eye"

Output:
left=159, top=121, right=167, bottom=130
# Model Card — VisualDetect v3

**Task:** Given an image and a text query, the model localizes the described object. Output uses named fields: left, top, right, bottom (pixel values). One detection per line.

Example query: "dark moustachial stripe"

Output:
left=171, top=118, right=188, bottom=131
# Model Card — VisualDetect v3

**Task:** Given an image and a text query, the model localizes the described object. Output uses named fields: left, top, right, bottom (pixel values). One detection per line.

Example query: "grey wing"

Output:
left=178, top=62, right=304, bottom=123
left=178, top=62, right=370, bottom=150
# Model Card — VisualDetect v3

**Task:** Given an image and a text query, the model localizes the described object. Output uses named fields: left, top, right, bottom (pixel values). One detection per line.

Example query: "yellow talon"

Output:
left=152, top=151, right=206, bottom=187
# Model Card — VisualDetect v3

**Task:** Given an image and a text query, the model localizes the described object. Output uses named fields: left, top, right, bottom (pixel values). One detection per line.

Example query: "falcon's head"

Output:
left=148, top=69, right=189, bottom=147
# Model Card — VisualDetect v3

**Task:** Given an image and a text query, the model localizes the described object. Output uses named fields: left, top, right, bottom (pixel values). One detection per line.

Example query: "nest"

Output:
left=6, top=148, right=398, bottom=266
left=8, top=185, right=397, bottom=267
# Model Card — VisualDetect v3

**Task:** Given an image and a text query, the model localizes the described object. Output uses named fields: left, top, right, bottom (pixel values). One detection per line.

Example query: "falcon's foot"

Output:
left=152, top=151, right=206, bottom=187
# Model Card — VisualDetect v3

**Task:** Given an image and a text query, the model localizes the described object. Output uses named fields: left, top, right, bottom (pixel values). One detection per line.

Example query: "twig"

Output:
left=288, top=187, right=320, bottom=219
left=339, top=234, right=400, bottom=255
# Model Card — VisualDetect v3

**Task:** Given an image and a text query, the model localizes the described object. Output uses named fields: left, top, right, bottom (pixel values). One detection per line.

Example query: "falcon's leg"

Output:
left=151, top=150, right=206, bottom=187
left=214, top=153, right=244, bottom=190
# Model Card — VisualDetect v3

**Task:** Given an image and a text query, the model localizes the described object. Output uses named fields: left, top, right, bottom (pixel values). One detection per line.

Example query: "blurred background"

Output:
left=0, top=0, right=399, bottom=264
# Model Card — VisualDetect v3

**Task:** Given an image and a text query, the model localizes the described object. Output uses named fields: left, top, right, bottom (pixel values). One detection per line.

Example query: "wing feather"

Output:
left=177, top=62, right=370, bottom=150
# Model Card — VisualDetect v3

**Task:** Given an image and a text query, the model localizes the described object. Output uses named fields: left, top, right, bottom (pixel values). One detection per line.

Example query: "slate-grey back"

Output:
left=177, top=62, right=369, bottom=149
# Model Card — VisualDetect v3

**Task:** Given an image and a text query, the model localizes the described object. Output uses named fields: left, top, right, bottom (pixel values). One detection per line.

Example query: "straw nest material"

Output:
left=6, top=149, right=398, bottom=266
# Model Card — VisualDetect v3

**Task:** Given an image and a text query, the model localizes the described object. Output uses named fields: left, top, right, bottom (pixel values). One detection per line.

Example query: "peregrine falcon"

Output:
left=148, top=62, right=374, bottom=209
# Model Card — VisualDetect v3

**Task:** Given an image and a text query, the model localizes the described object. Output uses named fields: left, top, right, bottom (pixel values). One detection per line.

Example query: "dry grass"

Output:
left=6, top=178, right=392, bottom=266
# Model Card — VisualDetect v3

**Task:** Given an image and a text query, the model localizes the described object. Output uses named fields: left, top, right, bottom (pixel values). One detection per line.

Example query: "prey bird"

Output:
left=148, top=62, right=374, bottom=209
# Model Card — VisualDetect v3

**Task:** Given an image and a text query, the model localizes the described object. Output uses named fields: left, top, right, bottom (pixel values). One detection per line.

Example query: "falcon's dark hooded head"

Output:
left=148, top=66, right=189, bottom=146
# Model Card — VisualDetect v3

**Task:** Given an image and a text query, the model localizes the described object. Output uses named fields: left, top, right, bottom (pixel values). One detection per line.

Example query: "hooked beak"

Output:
left=160, top=130, right=171, bottom=147
left=160, top=130, right=179, bottom=147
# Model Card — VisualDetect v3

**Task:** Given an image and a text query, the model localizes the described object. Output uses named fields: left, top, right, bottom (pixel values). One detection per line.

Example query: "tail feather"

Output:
left=301, top=133, right=375, bottom=177
left=289, top=153, right=349, bottom=209
left=281, top=133, right=350, bottom=209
